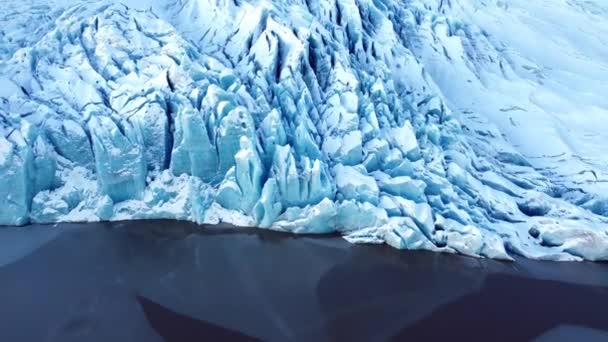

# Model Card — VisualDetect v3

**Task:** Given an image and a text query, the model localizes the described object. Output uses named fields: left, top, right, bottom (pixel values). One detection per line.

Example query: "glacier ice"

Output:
left=0, top=135, right=31, bottom=226
left=0, top=0, right=608, bottom=261
left=89, top=116, right=147, bottom=203
left=334, top=164, right=380, bottom=205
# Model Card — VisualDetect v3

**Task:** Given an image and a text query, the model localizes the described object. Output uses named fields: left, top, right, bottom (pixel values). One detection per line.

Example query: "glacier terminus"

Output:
left=1, top=0, right=608, bottom=261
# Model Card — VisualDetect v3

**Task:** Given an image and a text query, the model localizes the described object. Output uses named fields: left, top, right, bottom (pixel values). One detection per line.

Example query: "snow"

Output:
left=389, top=121, right=419, bottom=157
left=0, top=0, right=607, bottom=261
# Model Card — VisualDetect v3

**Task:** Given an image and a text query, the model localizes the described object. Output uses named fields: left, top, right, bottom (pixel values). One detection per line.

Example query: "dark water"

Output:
left=0, top=220, right=607, bottom=341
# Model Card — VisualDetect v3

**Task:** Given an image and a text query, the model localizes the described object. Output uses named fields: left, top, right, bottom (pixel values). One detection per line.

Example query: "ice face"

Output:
left=0, top=136, right=30, bottom=226
left=89, top=116, right=147, bottom=203
left=1, top=0, right=607, bottom=261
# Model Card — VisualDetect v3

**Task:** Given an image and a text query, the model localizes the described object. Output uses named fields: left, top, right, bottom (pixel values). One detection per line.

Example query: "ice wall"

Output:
left=0, top=0, right=607, bottom=261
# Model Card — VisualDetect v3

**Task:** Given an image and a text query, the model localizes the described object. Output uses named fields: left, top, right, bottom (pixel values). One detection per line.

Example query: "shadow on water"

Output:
left=0, top=220, right=607, bottom=341
left=315, top=246, right=493, bottom=341
left=314, top=244, right=608, bottom=341
left=136, top=295, right=262, bottom=342
left=392, top=273, right=608, bottom=341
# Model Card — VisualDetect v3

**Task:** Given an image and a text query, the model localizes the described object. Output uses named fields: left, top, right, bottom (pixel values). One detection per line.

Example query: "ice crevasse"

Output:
left=1, top=0, right=607, bottom=261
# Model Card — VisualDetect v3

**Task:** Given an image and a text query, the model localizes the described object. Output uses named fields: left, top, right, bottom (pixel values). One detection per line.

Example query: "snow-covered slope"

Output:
left=1, top=0, right=607, bottom=261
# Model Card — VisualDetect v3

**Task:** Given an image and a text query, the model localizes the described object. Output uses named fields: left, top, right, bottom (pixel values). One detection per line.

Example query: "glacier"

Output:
left=1, top=0, right=607, bottom=261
